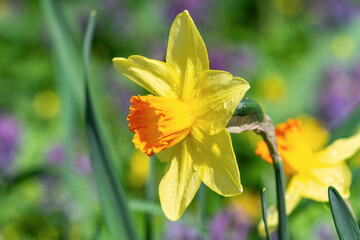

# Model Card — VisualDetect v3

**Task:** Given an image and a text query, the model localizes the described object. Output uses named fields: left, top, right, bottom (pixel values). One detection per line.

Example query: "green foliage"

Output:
left=261, top=188, right=271, bottom=240
left=83, top=11, right=139, bottom=240
left=328, top=186, right=360, bottom=240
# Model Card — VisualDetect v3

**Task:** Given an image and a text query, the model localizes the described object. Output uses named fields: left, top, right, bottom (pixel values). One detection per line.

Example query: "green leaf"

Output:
left=40, top=0, right=95, bottom=227
left=261, top=188, right=271, bottom=240
left=40, top=0, right=83, bottom=115
left=328, top=186, right=360, bottom=240
left=83, top=11, right=139, bottom=240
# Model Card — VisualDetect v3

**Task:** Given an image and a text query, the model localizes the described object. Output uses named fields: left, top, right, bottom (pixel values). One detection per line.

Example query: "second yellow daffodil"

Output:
left=113, top=11, right=249, bottom=221
left=256, top=118, right=360, bottom=233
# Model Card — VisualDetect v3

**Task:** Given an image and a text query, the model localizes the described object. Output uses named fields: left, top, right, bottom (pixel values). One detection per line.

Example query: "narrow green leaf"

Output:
left=40, top=0, right=94, bottom=224
left=40, top=0, right=83, bottom=113
left=261, top=188, right=271, bottom=240
left=83, top=11, right=139, bottom=240
left=328, top=186, right=360, bottom=240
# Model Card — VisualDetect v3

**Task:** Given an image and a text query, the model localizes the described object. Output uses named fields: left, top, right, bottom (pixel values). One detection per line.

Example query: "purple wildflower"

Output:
left=209, top=47, right=230, bottom=72
left=48, top=143, right=65, bottom=165
left=75, top=154, right=92, bottom=175
left=167, top=0, right=210, bottom=24
left=211, top=205, right=252, bottom=240
left=105, top=70, right=137, bottom=123
left=0, top=114, right=20, bottom=172
left=318, top=64, right=360, bottom=127
left=310, top=0, right=360, bottom=27
left=315, top=223, right=337, bottom=240
left=209, top=46, right=256, bottom=78
left=164, top=221, right=202, bottom=240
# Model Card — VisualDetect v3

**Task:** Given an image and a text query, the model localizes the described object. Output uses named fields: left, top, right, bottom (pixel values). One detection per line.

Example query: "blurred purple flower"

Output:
left=164, top=221, right=202, bottom=240
left=209, top=46, right=256, bottom=78
left=310, top=0, right=360, bottom=27
left=47, top=143, right=92, bottom=175
left=148, top=41, right=166, bottom=61
left=167, top=0, right=210, bottom=24
left=107, top=80, right=134, bottom=121
left=75, top=154, right=92, bottom=175
left=318, top=64, right=360, bottom=127
left=315, top=223, right=336, bottom=240
left=48, top=144, right=65, bottom=165
left=104, top=0, right=120, bottom=8
left=100, top=0, right=133, bottom=38
left=211, top=205, right=252, bottom=240
left=104, top=65, right=137, bottom=123
left=0, top=114, right=20, bottom=172
left=209, top=47, right=230, bottom=71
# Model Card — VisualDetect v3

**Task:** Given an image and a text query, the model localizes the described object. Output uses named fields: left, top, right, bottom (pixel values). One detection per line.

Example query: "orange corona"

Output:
left=127, top=95, right=194, bottom=156
left=255, top=119, right=306, bottom=175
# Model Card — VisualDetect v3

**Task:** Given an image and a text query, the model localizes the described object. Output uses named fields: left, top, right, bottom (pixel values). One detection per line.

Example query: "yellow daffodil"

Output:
left=113, top=11, right=249, bottom=221
left=256, top=118, right=360, bottom=233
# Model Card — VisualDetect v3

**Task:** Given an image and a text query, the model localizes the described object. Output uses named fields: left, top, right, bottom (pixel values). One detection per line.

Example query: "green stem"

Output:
left=273, top=159, right=287, bottom=239
left=145, top=156, right=156, bottom=240
left=257, top=121, right=288, bottom=240
left=227, top=101, right=288, bottom=239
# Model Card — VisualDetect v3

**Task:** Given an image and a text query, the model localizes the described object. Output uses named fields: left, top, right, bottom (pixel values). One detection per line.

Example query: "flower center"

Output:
left=127, top=95, right=194, bottom=156
left=255, top=119, right=316, bottom=175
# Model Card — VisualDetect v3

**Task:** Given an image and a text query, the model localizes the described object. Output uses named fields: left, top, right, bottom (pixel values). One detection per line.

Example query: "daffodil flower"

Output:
left=113, top=11, right=250, bottom=221
left=256, top=118, right=360, bottom=233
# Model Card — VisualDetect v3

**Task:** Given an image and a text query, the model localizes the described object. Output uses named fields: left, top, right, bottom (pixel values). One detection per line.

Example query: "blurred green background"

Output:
left=1, top=0, right=360, bottom=239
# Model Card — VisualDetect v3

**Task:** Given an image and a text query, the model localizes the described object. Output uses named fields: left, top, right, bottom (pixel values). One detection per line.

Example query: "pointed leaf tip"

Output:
left=328, top=186, right=360, bottom=240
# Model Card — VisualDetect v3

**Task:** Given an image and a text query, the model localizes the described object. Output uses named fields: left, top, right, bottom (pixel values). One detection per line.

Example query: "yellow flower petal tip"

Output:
left=114, top=11, right=249, bottom=221
left=256, top=117, right=355, bottom=231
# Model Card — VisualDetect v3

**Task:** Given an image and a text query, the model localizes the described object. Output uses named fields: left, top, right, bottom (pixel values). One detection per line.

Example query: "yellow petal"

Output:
left=317, top=131, right=360, bottom=165
left=166, top=10, right=209, bottom=101
left=113, top=55, right=177, bottom=98
left=285, top=176, right=305, bottom=214
left=300, top=116, right=329, bottom=151
left=188, top=126, right=242, bottom=196
left=194, top=70, right=249, bottom=135
left=297, top=163, right=351, bottom=202
left=159, top=140, right=201, bottom=221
